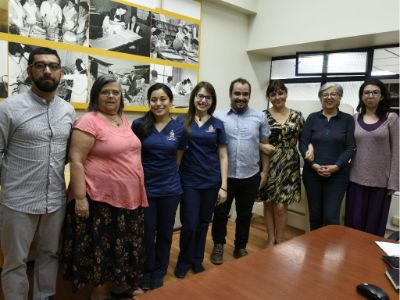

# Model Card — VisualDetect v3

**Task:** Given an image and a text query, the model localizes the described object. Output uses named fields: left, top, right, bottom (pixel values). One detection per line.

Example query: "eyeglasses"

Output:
left=363, top=90, right=381, bottom=97
left=100, top=89, right=121, bottom=97
left=322, top=92, right=339, bottom=99
left=196, top=94, right=212, bottom=101
left=30, top=62, right=61, bottom=71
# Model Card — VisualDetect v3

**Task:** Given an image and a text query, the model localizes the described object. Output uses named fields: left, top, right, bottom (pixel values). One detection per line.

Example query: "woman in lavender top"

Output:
left=345, top=79, right=399, bottom=237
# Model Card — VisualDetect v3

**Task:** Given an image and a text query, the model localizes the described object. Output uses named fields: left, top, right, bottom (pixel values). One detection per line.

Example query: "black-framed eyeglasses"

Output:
left=363, top=90, right=381, bottom=97
left=30, top=62, right=61, bottom=71
left=196, top=94, right=212, bottom=101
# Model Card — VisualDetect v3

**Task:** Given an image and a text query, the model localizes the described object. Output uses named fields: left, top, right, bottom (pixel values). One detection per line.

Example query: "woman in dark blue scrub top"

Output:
left=174, top=81, right=228, bottom=278
left=131, top=83, right=187, bottom=290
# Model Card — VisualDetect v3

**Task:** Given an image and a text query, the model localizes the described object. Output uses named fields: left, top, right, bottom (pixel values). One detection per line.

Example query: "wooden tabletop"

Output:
left=137, top=225, right=398, bottom=300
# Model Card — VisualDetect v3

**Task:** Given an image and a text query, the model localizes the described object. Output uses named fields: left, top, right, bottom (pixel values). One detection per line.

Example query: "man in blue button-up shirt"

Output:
left=211, top=78, right=270, bottom=264
left=0, top=47, right=75, bottom=300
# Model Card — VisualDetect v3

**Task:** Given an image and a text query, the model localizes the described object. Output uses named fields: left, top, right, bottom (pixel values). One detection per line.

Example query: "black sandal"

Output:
left=110, top=288, right=135, bottom=300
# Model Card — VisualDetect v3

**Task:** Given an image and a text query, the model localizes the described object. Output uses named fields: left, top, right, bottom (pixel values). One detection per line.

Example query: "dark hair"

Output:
left=9, top=43, right=24, bottom=56
left=266, top=80, right=287, bottom=97
left=75, top=58, right=86, bottom=73
left=79, top=1, right=89, bottom=12
left=151, top=69, right=158, bottom=77
left=133, top=83, right=173, bottom=140
left=167, top=76, right=173, bottom=83
left=357, top=79, right=391, bottom=118
left=28, top=47, right=61, bottom=65
left=229, top=78, right=251, bottom=97
left=184, top=81, right=217, bottom=133
left=88, top=74, right=124, bottom=114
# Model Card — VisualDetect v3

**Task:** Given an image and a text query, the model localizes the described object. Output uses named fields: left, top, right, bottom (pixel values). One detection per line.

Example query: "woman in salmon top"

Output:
left=61, top=74, right=148, bottom=300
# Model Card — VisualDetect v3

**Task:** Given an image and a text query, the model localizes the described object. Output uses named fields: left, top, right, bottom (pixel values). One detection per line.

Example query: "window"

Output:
left=270, top=45, right=399, bottom=112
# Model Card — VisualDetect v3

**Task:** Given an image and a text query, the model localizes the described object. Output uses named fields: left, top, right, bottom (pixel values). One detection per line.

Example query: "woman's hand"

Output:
left=304, top=143, right=314, bottom=162
left=259, top=172, right=268, bottom=190
left=216, top=188, right=227, bottom=205
left=387, top=189, right=396, bottom=196
left=75, top=197, right=89, bottom=218
left=314, top=164, right=339, bottom=177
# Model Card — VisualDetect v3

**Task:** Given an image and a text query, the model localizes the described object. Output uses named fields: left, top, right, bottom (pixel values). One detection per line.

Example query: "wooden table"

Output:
left=137, top=225, right=398, bottom=300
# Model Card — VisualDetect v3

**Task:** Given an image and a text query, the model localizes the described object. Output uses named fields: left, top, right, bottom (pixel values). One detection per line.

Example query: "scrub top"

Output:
left=132, top=118, right=187, bottom=198
left=177, top=115, right=227, bottom=189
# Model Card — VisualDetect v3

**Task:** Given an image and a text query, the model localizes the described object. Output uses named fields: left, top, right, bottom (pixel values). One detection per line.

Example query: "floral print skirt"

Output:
left=61, top=198, right=145, bottom=292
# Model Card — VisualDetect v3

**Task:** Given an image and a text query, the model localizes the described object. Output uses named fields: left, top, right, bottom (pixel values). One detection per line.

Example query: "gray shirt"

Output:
left=214, top=107, right=270, bottom=179
left=0, top=90, right=76, bottom=214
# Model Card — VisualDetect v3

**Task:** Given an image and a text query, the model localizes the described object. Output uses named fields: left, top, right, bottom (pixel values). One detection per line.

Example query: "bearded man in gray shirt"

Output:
left=0, top=47, right=75, bottom=300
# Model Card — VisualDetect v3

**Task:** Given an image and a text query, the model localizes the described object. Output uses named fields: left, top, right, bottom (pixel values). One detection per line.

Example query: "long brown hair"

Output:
left=183, top=81, right=217, bottom=134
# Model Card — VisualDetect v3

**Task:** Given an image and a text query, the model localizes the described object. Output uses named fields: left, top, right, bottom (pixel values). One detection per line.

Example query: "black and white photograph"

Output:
left=8, top=42, right=89, bottom=102
left=89, top=1, right=151, bottom=57
left=89, top=54, right=150, bottom=106
left=150, top=63, right=197, bottom=108
left=8, top=0, right=89, bottom=45
left=0, top=41, right=8, bottom=98
left=150, top=12, right=199, bottom=65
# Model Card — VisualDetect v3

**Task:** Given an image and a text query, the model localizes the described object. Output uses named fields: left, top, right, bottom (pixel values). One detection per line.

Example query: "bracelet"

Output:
left=220, top=187, right=227, bottom=192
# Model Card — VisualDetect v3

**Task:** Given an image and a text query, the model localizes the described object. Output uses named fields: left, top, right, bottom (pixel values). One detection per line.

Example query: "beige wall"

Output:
left=247, top=0, right=399, bottom=54
left=199, top=0, right=270, bottom=111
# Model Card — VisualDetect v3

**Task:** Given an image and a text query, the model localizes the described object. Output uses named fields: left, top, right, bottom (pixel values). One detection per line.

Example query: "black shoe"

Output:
left=139, top=276, right=151, bottom=291
left=110, top=288, right=134, bottom=299
left=192, top=264, right=205, bottom=274
left=151, top=277, right=164, bottom=289
left=174, top=267, right=189, bottom=279
left=233, top=248, right=248, bottom=258
left=210, top=243, right=224, bottom=265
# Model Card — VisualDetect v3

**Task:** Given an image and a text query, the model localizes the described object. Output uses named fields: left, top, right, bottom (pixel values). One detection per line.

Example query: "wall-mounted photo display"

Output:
left=90, top=0, right=151, bottom=57
left=150, top=12, right=199, bottom=65
left=9, top=0, right=89, bottom=46
left=1, top=0, right=202, bottom=112
left=89, top=54, right=150, bottom=106
left=8, top=42, right=89, bottom=103
left=0, top=41, right=8, bottom=98
left=150, top=63, right=197, bottom=108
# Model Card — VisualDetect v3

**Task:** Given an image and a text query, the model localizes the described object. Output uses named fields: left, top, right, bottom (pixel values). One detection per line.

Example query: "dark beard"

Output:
left=32, top=77, right=60, bottom=92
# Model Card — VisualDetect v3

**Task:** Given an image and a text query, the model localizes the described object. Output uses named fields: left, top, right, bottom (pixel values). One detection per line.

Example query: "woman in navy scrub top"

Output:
left=299, top=83, right=355, bottom=231
left=131, top=83, right=187, bottom=290
left=174, top=81, right=228, bottom=279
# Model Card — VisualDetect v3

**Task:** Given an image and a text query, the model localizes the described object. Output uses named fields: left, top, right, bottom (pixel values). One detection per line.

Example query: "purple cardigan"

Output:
left=349, top=112, right=399, bottom=191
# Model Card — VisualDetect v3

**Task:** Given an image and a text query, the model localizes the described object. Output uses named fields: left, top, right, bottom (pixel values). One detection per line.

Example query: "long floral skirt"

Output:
left=61, top=198, right=145, bottom=292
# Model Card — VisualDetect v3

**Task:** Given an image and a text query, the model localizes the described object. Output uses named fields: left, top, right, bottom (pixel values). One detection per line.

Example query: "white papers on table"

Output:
left=376, top=241, right=400, bottom=256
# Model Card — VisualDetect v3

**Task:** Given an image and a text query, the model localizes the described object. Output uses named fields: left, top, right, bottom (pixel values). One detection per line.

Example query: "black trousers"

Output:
left=211, top=173, right=260, bottom=249
left=302, top=166, right=349, bottom=231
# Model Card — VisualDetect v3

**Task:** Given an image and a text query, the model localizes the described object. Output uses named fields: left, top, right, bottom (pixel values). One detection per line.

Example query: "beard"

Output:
left=32, top=76, right=60, bottom=92
left=232, top=100, right=248, bottom=113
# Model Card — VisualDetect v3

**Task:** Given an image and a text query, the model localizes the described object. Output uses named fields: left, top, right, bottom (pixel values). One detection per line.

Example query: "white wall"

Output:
left=199, top=0, right=270, bottom=111
left=247, top=0, right=399, bottom=54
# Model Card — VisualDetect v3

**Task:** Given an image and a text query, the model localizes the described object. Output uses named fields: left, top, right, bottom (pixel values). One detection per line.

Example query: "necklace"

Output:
left=101, top=112, right=121, bottom=127
left=195, top=114, right=209, bottom=123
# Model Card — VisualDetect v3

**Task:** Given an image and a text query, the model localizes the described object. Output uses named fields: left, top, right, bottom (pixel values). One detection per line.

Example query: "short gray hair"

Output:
left=318, top=83, right=343, bottom=99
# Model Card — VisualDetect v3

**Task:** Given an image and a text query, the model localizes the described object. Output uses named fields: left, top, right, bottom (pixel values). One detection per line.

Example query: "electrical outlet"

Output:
left=391, top=216, right=400, bottom=227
